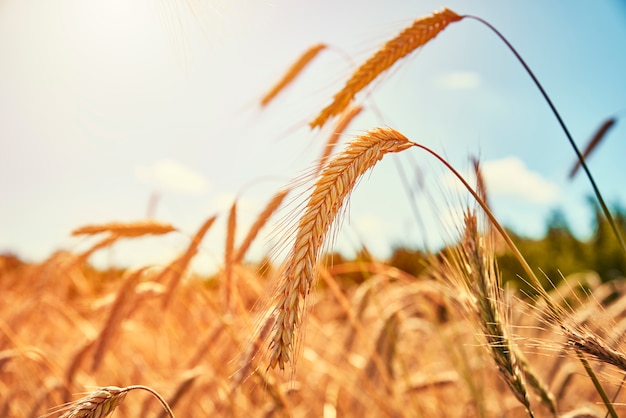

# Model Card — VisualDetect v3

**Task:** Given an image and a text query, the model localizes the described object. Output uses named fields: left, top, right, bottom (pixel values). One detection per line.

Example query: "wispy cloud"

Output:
left=435, top=71, right=481, bottom=90
left=442, top=157, right=559, bottom=204
left=482, top=157, right=560, bottom=203
left=135, top=159, right=209, bottom=194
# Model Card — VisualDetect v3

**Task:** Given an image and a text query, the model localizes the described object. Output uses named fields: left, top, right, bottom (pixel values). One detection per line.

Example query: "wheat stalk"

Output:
left=156, top=369, right=203, bottom=418
left=71, top=221, right=176, bottom=238
left=310, top=8, right=462, bottom=128
left=267, top=127, right=414, bottom=370
left=261, top=43, right=327, bottom=106
left=224, top=201, right=237, bottom=311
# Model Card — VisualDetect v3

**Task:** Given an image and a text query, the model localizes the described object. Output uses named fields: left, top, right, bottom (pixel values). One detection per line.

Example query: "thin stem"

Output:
left=125, top=385, right=175, bottom=418
left=606, top=375, right=626, bottom=418
left=576, top=351, right=618, bottom=418
left=464, top=14, right=626, bottom=256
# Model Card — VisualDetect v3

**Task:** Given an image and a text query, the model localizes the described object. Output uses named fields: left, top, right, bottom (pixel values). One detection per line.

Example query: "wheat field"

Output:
left=3, top=6, right=626, bottom=418
left=4, top=218, right=626, bottom=417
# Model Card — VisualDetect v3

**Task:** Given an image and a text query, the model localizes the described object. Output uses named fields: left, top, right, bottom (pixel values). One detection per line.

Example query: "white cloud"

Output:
left=135, top=159, right=209, bottom=194
left=435, top=71, right=481, bottom=90
left=482, top=157, right=560, bottom=203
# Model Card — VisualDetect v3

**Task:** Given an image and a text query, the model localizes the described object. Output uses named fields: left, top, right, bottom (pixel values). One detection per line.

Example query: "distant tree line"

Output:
left=380, top=200, right=626, bottom=294
left=496, top=201, right=626, bottom=295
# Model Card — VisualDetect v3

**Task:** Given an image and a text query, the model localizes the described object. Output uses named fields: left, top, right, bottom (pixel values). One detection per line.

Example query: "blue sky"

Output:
left=1, top=0, right=625, bottom=274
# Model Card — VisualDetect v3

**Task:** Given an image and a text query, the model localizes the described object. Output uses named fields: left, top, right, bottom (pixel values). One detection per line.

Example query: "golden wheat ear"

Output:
left=310, top=8, right=462, bottom=128
left=266, top=127, right=414, bottom=371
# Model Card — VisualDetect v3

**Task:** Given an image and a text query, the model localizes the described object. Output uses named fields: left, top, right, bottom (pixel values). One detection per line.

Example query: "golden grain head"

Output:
left=310, top=8, right=463, bottom=128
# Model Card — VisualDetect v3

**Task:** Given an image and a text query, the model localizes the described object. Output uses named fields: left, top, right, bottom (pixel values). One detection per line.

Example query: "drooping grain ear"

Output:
left=310, top=8, right=462, bottom=128
left=261, top=43, right=327, bottom=106
left=266, top=127, right=414, bottom=370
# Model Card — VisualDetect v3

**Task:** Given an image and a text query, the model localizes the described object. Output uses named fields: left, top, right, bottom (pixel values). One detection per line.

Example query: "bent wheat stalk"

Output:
left=267, top=127, right=414, bottom=370
left=310, top=8, right=462, bottom=128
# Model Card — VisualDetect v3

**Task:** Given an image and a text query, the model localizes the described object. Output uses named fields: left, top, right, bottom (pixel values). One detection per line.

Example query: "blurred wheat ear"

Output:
left=261, top=43, right=327, bottom=106
left=568, top=117, right=616, bottom=179
left=71, top=220, right=177, bottom=238
left=310, top=7, right=462, bottom=128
